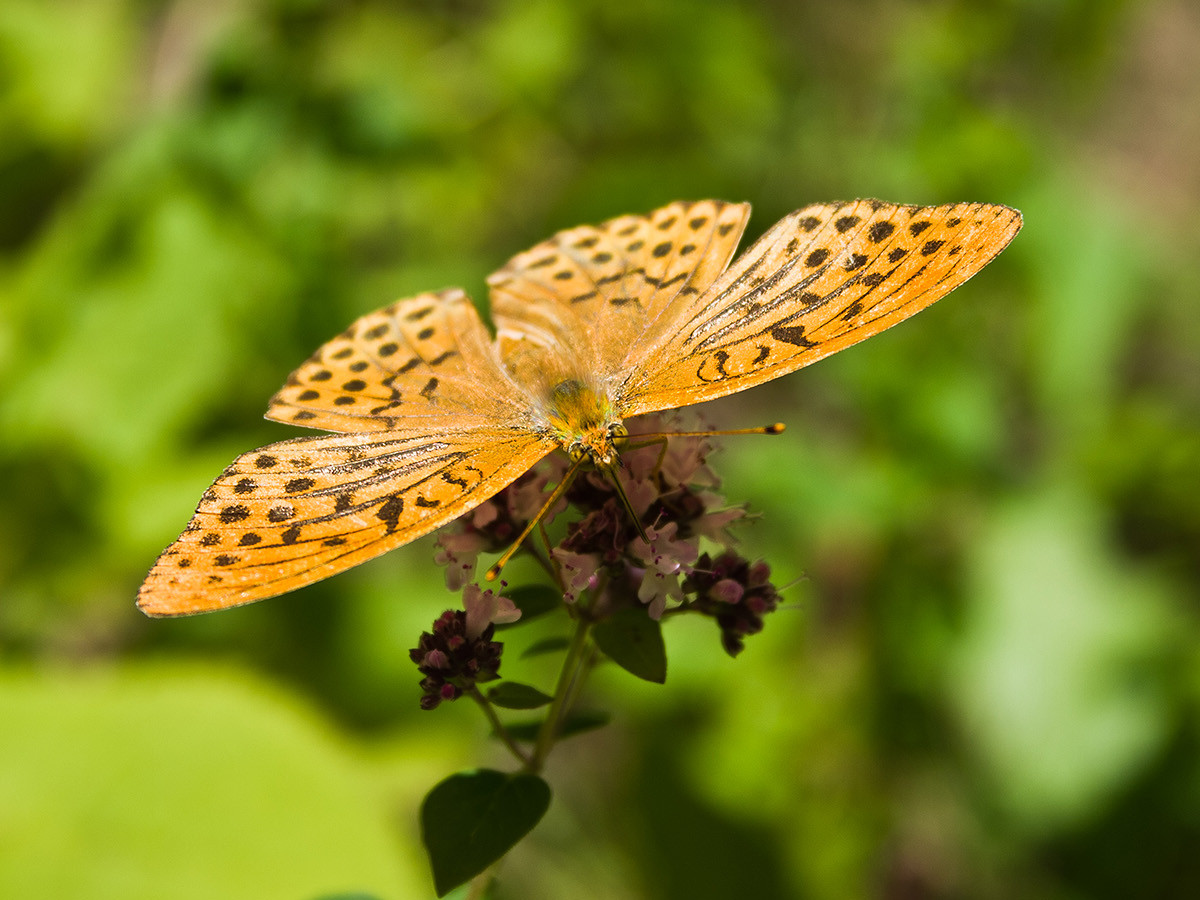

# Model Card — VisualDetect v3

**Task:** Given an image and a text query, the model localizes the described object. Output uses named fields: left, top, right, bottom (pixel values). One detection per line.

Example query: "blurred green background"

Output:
left=2, top=0, right=1198, bottom=897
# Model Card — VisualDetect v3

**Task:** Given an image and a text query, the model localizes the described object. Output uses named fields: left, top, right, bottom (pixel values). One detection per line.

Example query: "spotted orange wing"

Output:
left=137, top=425, right=555, bottom=616
left=140, top=287, right=557, bottom=616
left=617, top=201, right=1022, bottom=416
left=268, top=288, right=525, bottom=432
left=486, top=200, right=751, bottom=394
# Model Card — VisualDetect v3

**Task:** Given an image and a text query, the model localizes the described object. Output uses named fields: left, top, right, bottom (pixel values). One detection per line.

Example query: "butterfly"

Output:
left=137, top=199, right=1022, bottom=616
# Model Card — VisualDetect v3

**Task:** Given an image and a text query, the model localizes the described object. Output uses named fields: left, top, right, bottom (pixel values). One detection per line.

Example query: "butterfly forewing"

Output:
left=268, top=289, right=524, bottom=432
left=619, top=201, right=1022, bottom=416
left=138, top=426, right=556, bottom=615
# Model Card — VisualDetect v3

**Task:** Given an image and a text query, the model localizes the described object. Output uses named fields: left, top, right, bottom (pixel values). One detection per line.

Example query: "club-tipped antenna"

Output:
left=486, top=455, right=587, bottom=582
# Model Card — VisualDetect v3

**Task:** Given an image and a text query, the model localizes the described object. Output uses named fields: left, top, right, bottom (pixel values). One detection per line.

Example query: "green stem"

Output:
left=467, top=866, right=497, bottom=900
left=468, top=687, right=531, bottom=767
left=525, top=613, right=593, bottom=773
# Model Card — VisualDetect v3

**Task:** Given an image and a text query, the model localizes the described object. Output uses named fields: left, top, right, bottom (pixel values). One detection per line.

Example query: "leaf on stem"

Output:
left=487, top=682, right=553, bottom=709
left=593, top=608, right=667, bottom=683
left=520, top=636, right=571, bottom=658
left=420, top=769, right=552, bottom=897
left=505, top=710, right=611, bottom=743
left=495, top=584, right=562, bottom=628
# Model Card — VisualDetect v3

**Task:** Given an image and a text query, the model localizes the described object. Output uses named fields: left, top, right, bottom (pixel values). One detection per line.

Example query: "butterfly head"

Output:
left=546, top=378, right=628, bottom=468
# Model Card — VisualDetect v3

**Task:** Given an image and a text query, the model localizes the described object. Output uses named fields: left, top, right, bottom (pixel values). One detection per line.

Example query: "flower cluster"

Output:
left=409, top=585, right=520, bottom=710
left=683, top=551, right=781, bottom=657
left=429, top=413, right=781, bottom=658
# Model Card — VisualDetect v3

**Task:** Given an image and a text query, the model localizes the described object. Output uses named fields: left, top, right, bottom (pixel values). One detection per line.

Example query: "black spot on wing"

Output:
left=868, top=221, right=895, bottom=242
left=376, top=494, right=404, bottom=533
left=770, top=323, right=817, bottom=349
left=268, top=504, right=294, bottom=523
left=221, top=505, right=250, bottom=524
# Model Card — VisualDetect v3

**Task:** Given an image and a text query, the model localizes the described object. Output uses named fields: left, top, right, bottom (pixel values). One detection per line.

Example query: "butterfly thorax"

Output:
left=544, top=379, right=626, bottom=467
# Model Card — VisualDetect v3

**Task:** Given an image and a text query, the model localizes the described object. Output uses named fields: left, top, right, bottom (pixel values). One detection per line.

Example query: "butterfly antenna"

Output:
left=631, top=422, right=786, bottom=443
left=600, top=461, right=652, bottom=547
left=486, top=456, right=587, bottom=582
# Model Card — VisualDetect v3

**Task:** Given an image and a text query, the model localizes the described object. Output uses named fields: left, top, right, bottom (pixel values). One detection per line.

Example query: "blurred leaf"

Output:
left=951, top=485, right=1176, bottom=833
left=0, top=665, right=419, bottom=899
left=487, top=682, right=552, bottom=710
left=594, top=608, right=667, bottom=684
left=420, top=769, right=551, bottom=897
left=520, top=636, right=571, bottom=659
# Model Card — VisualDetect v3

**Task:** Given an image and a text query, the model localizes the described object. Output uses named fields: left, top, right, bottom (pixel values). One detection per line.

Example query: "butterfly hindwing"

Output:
left=619, top=201, right=1023, bottom=415
left=137, top=426, right=556, bottom=615
left=268, top=289, right=524, bottom=432
left=487, top=200, right=750, bottom=389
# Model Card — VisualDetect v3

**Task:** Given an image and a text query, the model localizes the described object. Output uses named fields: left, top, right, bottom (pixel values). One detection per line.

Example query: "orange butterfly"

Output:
left=138, top=199, right=1021, bottom=616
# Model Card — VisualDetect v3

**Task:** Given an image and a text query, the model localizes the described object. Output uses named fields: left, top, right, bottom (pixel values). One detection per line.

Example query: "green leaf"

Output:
left=593, top=608, right=667, bottom=683
left=504, top=710, right=611, bottom=743
left=486, top=682, right=553, bottom=710
left=496, top=584, right=562, bottom=628
left=520, top=636, right=570, bottom=658
left=420, top=769, right=551, bottom=897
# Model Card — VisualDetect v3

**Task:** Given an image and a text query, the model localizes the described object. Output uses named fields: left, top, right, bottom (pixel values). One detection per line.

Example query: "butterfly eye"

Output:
left=609, top=423, right=629, bottom=449
left=568, top=443, right=587, bottom=463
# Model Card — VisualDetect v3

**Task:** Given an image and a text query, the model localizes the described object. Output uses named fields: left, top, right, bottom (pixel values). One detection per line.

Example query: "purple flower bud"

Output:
left=683, top=551, right=781, bottom=657
left=410, top=607, right=505, bottom=710
left=423, top=649, right=450, bottom=670
left=711, top=578, right=744, bottom=605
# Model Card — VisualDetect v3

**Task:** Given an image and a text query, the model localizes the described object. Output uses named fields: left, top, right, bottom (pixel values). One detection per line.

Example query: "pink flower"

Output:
left=434, top=530, right=489, bottom=591
left=462, top=583, right=521, bottom=640
left=551, top=548, right=602, bottom=603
